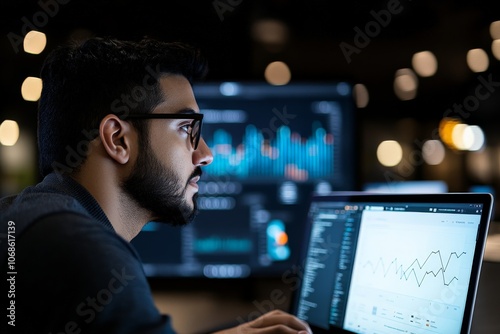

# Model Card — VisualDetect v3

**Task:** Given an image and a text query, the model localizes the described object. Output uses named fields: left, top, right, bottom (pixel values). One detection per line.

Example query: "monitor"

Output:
left=131, top=81, right=359, bottom=278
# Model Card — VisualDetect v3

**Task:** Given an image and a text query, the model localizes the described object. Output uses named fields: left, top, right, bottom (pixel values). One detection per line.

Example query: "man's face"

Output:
left=122, top=75, right=213, bottom=226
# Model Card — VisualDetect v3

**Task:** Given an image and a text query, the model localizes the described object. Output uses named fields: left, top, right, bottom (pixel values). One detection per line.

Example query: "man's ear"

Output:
left=99, top=114, right=134, bottom=165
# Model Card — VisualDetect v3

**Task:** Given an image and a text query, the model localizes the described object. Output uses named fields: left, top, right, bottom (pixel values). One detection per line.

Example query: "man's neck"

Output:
left=71, top=160, right=150, bottom=242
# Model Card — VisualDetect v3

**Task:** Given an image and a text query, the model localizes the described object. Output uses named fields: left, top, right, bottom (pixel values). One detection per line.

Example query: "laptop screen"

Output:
left=292, top=193, right=493, bottom=334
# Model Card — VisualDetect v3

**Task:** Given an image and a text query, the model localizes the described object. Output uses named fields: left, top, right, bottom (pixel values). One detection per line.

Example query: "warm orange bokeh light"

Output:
left=276, top=232, right=288, bottom=246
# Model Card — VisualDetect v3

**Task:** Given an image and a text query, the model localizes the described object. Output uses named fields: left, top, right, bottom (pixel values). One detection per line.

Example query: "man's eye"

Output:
left=180, top=124, right=191, bottom=133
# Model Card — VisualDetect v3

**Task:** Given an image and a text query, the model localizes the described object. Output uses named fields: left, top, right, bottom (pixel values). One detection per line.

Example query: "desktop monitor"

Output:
left=131, top=81, right=359, bottom=278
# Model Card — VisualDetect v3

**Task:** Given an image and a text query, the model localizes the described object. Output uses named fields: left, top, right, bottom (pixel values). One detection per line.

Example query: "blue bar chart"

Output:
left=205, top=122, right=335, bottom=181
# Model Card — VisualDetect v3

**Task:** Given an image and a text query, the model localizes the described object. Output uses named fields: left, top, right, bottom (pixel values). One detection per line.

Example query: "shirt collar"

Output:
left=41, top=172, right=115, bottom=232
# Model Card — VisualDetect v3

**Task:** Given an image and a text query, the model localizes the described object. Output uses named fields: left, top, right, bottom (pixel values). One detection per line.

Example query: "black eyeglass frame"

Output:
left=123, top=113, right=203, bottom=150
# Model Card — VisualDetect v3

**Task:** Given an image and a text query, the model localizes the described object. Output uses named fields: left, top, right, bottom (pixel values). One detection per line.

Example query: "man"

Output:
left=0, top=37, right=311, bottom=333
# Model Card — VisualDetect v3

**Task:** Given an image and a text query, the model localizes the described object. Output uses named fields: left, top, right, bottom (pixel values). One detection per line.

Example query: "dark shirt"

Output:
left=0, top=173, right=176, bottom=333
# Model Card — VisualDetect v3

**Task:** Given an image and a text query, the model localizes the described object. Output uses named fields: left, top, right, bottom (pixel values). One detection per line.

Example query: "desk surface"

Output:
left=152, top=228, right=500, bottom=333
left=152, top=260, right=500, bottom=333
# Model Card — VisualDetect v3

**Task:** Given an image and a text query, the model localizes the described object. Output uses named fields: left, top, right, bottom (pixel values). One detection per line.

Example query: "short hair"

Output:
left=38, top=37, right=208, bottom=177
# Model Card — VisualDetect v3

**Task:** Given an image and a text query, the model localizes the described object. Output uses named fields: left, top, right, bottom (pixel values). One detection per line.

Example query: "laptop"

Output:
left=290, top=192, right=493, bottom=334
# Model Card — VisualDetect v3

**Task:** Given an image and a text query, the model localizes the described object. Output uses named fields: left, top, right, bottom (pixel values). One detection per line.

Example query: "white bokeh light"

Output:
left=467, top=48, right=489, bottom=72
left=412, top=51, right=438, bottom=77
left=23, top=30, right=47, bottom=54
left=422, top=140, right=445, bottom=165
left=21, top=77, right=43, bottom=101
left=467, top=125, right=485, bottom=151
left=377, top=140, right=403, bottom=167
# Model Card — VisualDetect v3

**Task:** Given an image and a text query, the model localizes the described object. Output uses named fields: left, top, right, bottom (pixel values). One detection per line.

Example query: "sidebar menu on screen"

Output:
left=297, top=206, right=361, bottom=329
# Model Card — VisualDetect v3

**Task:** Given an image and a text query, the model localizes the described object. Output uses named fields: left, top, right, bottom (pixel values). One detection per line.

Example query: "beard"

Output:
left=122, top=141, right=202, bottom=227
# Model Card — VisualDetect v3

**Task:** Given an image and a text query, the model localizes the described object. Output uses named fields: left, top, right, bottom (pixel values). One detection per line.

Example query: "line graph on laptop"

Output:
left=348, top=211, right=479, bottom=301
left=362, top=249, right=467, bottom=288
left=343, top=210, right=482, bottom=333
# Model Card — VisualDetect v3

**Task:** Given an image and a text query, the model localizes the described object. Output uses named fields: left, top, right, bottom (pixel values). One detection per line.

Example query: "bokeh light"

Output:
left=23, top=30, right=47, bottom=54
left=490, top=21, right=500, bottom=40
left=21, top=77, right=43, bottom=101
left=451, top=123, right=469, bottom=150
left=264, top=61, right=291, bottom=85
left=353, top=83, right=369, bottom=108
left=394, top=68, right=418, bottom=100
left=0, top=120, right=20, bottom=146
left=465, top=125, right=485, bottom=151
left=377, top=140, right=403, bottom=167
left=492, top=40, right=500, bottom=61
left=422, top=140, right=445, bottom=165
left=439, top=118, right=461, bottom=149
left=467, top=48, right=489, bottom=72
left=412, top=51, right=438, bottom=77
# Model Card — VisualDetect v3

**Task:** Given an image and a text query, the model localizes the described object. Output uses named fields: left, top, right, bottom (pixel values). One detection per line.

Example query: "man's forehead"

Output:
left=157, top=74, right=192, bottom=91
left=156, top=75, right=199, bottom=113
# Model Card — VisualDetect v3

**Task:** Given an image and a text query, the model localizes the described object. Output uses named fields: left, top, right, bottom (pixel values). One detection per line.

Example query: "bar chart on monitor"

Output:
left=202, top=109, right=337, bottom=183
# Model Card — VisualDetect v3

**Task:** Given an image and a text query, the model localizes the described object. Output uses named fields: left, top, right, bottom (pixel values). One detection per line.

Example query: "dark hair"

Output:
left=38, top=37, right=208, bottom=177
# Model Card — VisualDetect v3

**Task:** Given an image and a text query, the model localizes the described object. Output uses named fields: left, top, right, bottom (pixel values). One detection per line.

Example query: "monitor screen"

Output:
left=363, top=180, right=448, bottom=194
left=131, top=81, right=359, bottom=278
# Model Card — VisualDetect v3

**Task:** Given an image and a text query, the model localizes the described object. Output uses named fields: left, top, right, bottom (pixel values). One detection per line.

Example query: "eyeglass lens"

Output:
left=191, top=119, right=201, bottom=149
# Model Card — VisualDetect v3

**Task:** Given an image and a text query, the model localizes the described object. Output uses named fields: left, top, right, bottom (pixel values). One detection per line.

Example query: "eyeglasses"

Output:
left=123, top=113, right=203, bottom=150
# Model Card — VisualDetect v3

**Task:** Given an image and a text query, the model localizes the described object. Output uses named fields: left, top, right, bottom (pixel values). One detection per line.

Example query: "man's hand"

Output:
left=214, top=309, right=312, bottom=334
